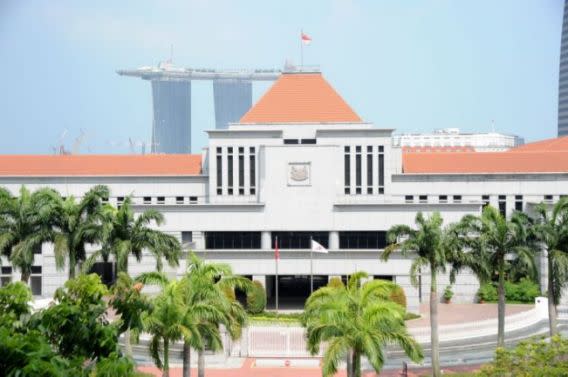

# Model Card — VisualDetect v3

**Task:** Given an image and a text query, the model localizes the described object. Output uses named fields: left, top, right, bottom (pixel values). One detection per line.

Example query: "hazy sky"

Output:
left=0, top=0, right=563, bottom=154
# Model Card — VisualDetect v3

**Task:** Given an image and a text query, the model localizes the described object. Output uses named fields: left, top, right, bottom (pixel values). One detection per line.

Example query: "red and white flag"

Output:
left=301, top=32, right=312, bottom=45
left=311, top=239, right=328, bottom=254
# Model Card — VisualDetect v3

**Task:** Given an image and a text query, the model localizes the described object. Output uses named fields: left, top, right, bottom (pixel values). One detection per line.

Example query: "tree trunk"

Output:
left=430, top=266, right=441, bottom=377
left=346, top=349, right=353, bottom=377
left=20, top=271, right=30, bottom=284
left=183, top=341, right=191, bottom=377
left=497, top=257, right=506, bottom=347
left=198, top=349, right=205, bottom=377
left=352, top=350, right=361, bottom=377
left=548, top=254, right=558, bottom=337
left=163, top=341, right=170, bottom=377
left=124, top=328, right=133, bottom=358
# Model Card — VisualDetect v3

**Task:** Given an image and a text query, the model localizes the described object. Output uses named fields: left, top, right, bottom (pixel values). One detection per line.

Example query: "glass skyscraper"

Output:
left=559, top=0, right=568, bottom=136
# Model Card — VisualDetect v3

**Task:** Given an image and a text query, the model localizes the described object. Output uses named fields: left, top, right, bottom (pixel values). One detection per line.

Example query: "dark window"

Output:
left=249, top=147, right=256, bottom=194
left=117, top=196, right=124, bottom=204
left=419, top=195, right=428, bottom=203
left=301, top=139, right=317, bottom=144
left=515, top=195, right=523, bottom=212
left=379, top=187, right=384, bottom=194
left=378, top=145, right=384, bottom=152
left=367, top=151, right=373, bottom=191
left=284, top=139, right=299, bottom=145
left=271, top=232, right=329, bottom=249
left=31, top=266, right=42, bottom=274
left=238, top=154, right=244, bottom=193
left=31, top=276, right=41, bottom=295
left=181, top=231, right=193, bottom=248
left=439, top=195, right=448, bottom=203
left=216, top=148, right=222, bottom=193
left=33, top=244, right=42, bottom=254
left=143, top=196, right=152, bottom=204
left=339, top=231, right=387, bottom=249
left=355, top=153, right=361, bottom=187
left=205, top=232, right=261, bottom=249
left=499, top=195, right=506, bottom=217
left=344, top=148, right=351, bottom=194
left=356, top=146, right=361, bottom=152
left=405, top=195, right=414, bottom=203
left=453, top=195, right=462, bottom=203
left=378, top=153, right=384, bottom=188
left=227, top=152, right=233, bottom=193
left=238, top=147, right=244, bottom=153
left=1, top=267, right=12, bottom=274
left=176, top=196, right=184, bottom=204
left=102, top=197, right=109, bottom=204
left=89, top=262, right=116, bottom=286
left=482, top=195, right=490, bottom=208
left=545, top=195, right=553, bottom=202
left=189, top=196, right=198, bottom=204
left=0, top=277, right=11, bottom=286
left=157, top=196, right=165, bottom=205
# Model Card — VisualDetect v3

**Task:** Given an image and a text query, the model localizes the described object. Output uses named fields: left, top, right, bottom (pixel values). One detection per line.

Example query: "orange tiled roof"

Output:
left=507, top=136, right=568, bottom=152
left=403, top=136, right=568, bottom=174
left=0, top=154, right=202, bottom=176
left=240, top=72, right=362, bottom=124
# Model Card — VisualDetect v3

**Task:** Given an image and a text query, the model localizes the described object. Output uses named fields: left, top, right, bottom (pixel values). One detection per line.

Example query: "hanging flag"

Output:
left=311, top=239, right=328, bottom=253
left=274, top=238, right=280, bottom=260
left=301, top=32, right=312, bottom=45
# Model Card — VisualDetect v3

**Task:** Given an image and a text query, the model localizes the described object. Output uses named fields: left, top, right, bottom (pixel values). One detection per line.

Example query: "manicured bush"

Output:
left=246, top=280, right=266, bottom=314
left=222, top=286, right=236, bottom=302
left=477, top=279, right=540, bottom=303
left=443, top=285, right=454, bottom=303
left=389, top=284, right=407, bottom=310
left=477, top=283, right=498, bottom=302
left=327, top=277, right=344, bottom=289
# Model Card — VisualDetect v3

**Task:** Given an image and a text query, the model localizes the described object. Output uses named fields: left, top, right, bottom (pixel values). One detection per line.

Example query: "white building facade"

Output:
left=1, top=71, right=567, bottom=313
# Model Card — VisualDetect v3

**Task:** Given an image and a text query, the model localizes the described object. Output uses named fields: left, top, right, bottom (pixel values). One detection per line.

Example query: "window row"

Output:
left=216, top=146, right=256, bottom=196
left=344, top=145, right=385, bottom=195
left=202, top=231, right=389, bottom=250
left=101, top=196, right=199, bottom=205
left=1, top=266, right=42, bottom=295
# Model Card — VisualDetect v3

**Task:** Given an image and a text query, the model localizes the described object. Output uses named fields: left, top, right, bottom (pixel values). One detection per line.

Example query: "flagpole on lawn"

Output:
left=275, top=236, right=279, bottom=313
left=310, top=236, right=314, bottom=294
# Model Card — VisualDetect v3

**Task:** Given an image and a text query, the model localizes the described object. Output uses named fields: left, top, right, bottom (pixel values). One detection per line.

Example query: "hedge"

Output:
left=246, top=280, right=267, bottom=314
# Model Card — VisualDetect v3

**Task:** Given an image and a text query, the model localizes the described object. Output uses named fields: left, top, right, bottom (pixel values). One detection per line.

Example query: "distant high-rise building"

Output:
left=118, top=65, right=280, bottom=153
left=151, top=81, right=192, bottom=154
left=559, top=0, right=568, bottom=136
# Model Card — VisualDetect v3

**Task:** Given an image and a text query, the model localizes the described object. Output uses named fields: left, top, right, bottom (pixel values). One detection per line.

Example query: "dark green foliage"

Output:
left=443, top=285, right=454, bottom=302
left=478, top=336, right=568, bottom=377
left=29, top=274, right=119, bottom=360
left=477, top=278, right=540, bottom=303
left=389, top=284, right=407, bottom=309
left=246, top=280, right=267, bottom=314
left=110, top=272, right=152, bottom=335
left=477, top=283, right=498, bottom=302
left=0, top=327, right=82, bottom=377
left=92, top=353, right=138, bottom=377
left=0, top=281, right=31, bottom=325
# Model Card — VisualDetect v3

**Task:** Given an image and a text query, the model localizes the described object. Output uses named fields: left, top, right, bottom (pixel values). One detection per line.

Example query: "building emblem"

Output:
left=288, top=162, right=311, bottom=186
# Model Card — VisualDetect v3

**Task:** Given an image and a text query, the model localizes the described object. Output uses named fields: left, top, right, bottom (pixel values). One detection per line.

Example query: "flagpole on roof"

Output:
left=300, top=29, right=304, bottom=68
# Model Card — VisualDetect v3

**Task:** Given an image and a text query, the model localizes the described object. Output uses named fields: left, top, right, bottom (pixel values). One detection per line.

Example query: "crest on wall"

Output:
left=288, top=162, right=311, bottom=186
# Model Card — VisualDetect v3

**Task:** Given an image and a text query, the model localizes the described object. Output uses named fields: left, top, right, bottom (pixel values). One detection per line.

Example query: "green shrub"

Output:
left=478, top=335, right=568, bottom=376
left=327, top=277, right=344, bottom=289
left=443, top=285, right=454, bottom=302
left=478, top=279, right=540, bottom=303
left=222, top=286, right=236, bottom=302
left=389, top=284, right=407, bottom=309
left=246, top=280, right=266, bottom=314
left=477, top=283, right=498, bottom=302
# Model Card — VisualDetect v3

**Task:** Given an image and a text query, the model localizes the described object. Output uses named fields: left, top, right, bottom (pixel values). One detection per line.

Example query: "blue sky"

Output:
left=0, top=0, right=563, bottom=154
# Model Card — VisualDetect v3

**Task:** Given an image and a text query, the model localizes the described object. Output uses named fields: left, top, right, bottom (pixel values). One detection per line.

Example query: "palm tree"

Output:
left=84, top=196, right=181, bottom=277
left=460, top=206, right=536, bottom=347
left=137, top=255, right=251, bottom=377
left=302, top=272, right=422, bottom=377
left=0, top=186, right=59, bottom=283
left=532, top=197, right=568, bottom=336
left=382, top=212, right=463, bottom=377
left=52, top=185, right=109, bottom=279
left=146, top=280, right=190, bottom=377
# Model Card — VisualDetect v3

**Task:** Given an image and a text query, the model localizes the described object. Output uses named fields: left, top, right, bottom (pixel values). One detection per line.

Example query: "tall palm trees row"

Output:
left=0, top=185, right=181, bottom=283
left=383, top=200, right=568, bottom=377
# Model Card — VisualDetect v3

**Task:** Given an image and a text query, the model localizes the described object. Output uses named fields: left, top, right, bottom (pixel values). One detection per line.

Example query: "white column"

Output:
left=261, top=231, right=272, bottom=250
left=330, top=231, right=339, bottom=250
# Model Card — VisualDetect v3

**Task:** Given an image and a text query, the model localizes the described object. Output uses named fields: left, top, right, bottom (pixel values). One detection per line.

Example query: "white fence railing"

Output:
left=241, top=298, right=549, bottom=358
